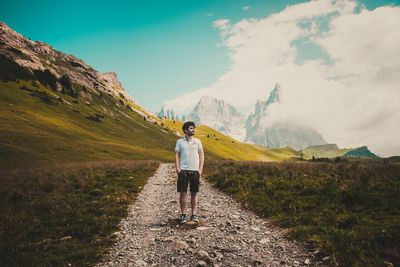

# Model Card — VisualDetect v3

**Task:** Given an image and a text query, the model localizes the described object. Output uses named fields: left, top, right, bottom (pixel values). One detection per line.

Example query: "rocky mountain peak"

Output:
left=265, top=83, right=281, bottom=107
left=186, top=96, right=246, bottom=141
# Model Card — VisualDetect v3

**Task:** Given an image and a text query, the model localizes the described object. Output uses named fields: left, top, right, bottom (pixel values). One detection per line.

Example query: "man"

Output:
left=174, top=121, right=204, bottom=224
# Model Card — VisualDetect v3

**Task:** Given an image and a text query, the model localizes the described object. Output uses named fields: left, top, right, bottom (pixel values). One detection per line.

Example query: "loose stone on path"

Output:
left=97, top=163, right=324, bottom=266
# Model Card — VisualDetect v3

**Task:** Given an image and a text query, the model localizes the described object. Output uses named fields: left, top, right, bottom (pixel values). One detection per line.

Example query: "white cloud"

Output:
left=243, top=6, right=251, bottom=10
left=212, top=19, right=231, bottom=31
left=164, top=0, right=400, bottom=156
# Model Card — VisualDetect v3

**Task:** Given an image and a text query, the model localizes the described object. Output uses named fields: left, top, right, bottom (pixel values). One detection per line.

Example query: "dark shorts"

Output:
left=177, top=170, right=200, bottom=193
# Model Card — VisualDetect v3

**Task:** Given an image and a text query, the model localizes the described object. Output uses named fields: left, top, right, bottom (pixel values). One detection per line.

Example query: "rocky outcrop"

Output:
left=0, top=21, right=136, bottom=104
left=186, top=96, right=246, bottom=141
left=245, top=83, right=327, bottom=150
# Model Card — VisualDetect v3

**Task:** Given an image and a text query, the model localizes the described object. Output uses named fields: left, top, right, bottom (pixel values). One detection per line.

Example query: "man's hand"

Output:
left=174, top=151, right=180, bottom=176
left=198, top=169, right=202, bottom=176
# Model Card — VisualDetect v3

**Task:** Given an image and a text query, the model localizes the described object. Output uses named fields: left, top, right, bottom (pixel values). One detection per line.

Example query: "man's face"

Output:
left=186, top=126, right=195, bottom=136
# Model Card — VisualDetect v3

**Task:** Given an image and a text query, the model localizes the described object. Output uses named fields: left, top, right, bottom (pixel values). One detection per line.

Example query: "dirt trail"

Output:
left=98, top=163, right=323, bottom=267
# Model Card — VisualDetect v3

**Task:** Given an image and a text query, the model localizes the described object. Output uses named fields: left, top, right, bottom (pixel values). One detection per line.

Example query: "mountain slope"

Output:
left=0, top=21, right=136, bottom=105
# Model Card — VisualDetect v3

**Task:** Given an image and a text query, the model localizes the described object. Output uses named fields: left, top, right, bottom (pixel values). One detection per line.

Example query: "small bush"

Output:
left=86, top=115, right=101, bottom=122
left=19, top=85, right=33, bottom=92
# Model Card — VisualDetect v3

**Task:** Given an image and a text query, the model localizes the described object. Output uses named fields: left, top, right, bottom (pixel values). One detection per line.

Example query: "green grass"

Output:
left=0, top=160, right=159, bottom=266
left=203, top=160, right=400, bottom=266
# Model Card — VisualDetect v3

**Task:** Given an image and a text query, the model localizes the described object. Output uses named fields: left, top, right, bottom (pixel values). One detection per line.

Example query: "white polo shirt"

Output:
left=175, top=137, right=203, bottom=171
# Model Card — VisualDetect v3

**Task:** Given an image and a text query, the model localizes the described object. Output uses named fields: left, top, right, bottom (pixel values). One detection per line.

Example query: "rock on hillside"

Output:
left=0, top=21, right=139, bottom=110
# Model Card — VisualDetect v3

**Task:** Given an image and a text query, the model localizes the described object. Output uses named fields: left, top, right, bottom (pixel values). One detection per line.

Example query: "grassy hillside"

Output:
left=303, top=144, right=352, bottom=158
left=203, top=160, right=400, bottom=266
left=163, top=119, right=300, bottom=162
left=0, top=80, right=180, bottom=169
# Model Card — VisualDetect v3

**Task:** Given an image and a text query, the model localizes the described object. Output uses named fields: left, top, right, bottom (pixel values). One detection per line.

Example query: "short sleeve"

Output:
left=197, top=139, right=203, bottom=151
left=174, top=140, right=181, bottom=152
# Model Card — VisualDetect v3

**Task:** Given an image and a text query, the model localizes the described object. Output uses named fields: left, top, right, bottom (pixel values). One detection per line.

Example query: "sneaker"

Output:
left=190, top=214, right=199, bottom=223
left=179, top=214, right=187, bottom=224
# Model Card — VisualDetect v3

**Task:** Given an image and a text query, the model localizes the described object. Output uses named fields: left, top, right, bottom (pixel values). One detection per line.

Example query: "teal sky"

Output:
left=1, top=0, right=399, bottom=113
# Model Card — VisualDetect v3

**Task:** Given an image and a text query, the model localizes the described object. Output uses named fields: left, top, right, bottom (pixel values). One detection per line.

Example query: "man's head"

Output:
left=182, top=121, right=195, bottom=136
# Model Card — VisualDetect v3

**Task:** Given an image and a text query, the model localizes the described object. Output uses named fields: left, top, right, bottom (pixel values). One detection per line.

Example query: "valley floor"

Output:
left=98, top=164, right=322, bottom=267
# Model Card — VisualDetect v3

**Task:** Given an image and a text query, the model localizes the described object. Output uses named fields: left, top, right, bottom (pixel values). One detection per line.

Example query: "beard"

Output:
left=187, top=131, right=195, bottom=136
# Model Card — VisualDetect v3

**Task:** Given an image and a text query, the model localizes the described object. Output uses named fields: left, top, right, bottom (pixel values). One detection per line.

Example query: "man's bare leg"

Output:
left=180, top=192, right=187, bottom=214
left=191, top=192, right=198, bottom=215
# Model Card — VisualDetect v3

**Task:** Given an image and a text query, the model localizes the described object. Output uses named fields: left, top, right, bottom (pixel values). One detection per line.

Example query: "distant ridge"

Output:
left=344, top=146, right=379, bottom=158
left=303, top=144, right=378, bottom=158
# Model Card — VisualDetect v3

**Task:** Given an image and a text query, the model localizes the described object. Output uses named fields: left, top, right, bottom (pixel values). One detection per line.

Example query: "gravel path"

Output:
left=98, top=163, right=324, bottom=267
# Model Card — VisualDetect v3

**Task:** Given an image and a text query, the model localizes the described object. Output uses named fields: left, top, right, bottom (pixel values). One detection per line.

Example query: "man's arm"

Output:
left=198, top=149, right=204, bottom=176
left=174, top=151, right=180, bottom=175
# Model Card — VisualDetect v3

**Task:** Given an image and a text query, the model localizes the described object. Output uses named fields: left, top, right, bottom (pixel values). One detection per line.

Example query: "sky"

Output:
left=1, top=0, right=400, bottom=156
